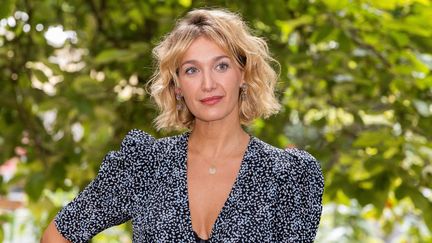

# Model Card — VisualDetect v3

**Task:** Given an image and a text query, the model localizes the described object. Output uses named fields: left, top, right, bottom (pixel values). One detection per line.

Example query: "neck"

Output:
left=188, top=121, right=249, bottom=157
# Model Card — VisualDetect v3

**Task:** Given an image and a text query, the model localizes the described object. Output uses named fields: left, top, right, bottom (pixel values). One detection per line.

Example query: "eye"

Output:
left=215, top=62, right=229, bottom=72
left=184, top=66, right=198, bottom=75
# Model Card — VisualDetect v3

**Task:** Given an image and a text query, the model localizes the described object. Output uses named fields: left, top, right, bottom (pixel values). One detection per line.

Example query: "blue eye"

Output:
left=185, top=67, right=198, bottom=75
left=216, top=62, right=229, bottom=71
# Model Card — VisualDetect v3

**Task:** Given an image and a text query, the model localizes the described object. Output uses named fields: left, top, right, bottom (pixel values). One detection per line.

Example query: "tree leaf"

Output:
left=24, top=172, right=45, bottom=201
left=94, top=49, right=138, bottom=64
left=0, top=0, right=15, bottom=19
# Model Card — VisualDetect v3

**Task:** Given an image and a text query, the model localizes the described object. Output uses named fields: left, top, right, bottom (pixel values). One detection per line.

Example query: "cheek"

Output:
left=221, top=73, right=242, bottom=94
left=178, top=79, right=197, bottom=95
left=178, top=83, right=199, bottom=107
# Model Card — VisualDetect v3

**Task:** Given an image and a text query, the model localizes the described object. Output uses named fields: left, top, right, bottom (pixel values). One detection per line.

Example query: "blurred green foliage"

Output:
left=1, top=0, right=432, bottom=241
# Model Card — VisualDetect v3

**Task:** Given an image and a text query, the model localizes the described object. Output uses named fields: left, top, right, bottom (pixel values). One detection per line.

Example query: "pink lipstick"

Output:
left=200, top=96, right=223, bottom=105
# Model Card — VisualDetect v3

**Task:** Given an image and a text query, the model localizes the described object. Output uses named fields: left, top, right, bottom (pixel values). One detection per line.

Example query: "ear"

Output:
left=174, top=87, right=182, bottom=95
left=240, top=78, right=246, bottom=88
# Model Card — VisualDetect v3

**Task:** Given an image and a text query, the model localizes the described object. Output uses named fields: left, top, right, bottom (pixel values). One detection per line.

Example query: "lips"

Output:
left=200, top=96, right=223, bottom=105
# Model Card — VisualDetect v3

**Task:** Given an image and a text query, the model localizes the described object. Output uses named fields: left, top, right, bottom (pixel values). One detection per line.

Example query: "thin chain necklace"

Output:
left=205, top=136, right=251, bottom=175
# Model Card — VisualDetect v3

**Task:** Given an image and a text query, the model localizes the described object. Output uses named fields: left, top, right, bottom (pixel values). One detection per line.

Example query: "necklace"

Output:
left=208, top=165, right=217, bottom=175
left=189, top=133, right=250, bottom=175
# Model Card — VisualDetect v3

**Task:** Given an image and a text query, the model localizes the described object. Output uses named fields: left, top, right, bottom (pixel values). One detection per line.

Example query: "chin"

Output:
left=193, top=108, right=238, bottom=124
left=195, top=114, right=228, bottom=123
left=189, top=101, right=239, bottom=124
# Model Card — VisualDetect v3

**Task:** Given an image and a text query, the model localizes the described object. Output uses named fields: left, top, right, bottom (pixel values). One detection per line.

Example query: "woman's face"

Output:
left=177, top=36, right=244, bottom=124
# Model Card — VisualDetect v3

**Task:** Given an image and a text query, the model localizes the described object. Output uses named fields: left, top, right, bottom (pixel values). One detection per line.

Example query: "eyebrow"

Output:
left=180, top=55, right=230, bottom=67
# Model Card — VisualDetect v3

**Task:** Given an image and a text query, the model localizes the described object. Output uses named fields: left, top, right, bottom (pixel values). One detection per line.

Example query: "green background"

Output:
left=1, top=0, right=431, bottom=242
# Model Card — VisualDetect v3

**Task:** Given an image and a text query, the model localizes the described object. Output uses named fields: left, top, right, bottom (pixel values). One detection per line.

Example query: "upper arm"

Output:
left=52, top=130, right=155, bottom=242
left=275, top=150, right=324, bottom=242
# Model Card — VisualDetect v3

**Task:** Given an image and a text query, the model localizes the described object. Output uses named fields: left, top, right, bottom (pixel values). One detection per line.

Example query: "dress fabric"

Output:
left=55, top=129, right=324, bottom=243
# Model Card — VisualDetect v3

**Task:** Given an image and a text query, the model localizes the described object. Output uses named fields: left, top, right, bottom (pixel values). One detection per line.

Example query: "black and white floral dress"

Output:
left=55, top=129, right=324, bottom=242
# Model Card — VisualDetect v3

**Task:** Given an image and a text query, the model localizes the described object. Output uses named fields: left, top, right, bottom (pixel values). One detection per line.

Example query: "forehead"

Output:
left=180, top=36, right=231, bottom=63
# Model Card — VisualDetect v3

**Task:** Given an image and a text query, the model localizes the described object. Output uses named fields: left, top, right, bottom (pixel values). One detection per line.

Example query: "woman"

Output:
left=42, top=8, right=323, bottom=242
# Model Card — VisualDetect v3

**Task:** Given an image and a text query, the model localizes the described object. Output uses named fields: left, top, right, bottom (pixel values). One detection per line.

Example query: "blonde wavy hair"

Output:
left=149, top=8, right=281, bottom=131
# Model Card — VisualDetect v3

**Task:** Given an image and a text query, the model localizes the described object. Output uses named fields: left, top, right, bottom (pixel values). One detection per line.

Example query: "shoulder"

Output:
left=251, top=137, right=323, bottom=187
left=119, top=129, right=156, bottom=152
left=119, top=129, right=186, bottom=157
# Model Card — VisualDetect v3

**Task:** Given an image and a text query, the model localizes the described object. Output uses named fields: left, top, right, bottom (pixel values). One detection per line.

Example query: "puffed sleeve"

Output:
left=275, top=148, right=324, bottom=242
left=54, top=129, right=155, bottom=243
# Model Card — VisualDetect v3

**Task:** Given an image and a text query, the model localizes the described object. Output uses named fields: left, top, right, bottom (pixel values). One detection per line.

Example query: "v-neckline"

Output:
left=180, top=132, right=254, bottom=241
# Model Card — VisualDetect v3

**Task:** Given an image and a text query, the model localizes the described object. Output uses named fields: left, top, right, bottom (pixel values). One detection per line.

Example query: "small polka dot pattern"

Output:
left=55, top=129, right=324, bottom=242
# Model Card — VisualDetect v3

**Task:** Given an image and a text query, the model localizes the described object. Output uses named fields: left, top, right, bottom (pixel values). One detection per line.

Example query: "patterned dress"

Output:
left=55, top=129, right=324, bottom=242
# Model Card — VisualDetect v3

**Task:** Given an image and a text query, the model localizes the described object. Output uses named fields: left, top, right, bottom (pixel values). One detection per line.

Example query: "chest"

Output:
left=186, top=150, right=244, bottom=235
left=133, top=156, right=278, bottom=241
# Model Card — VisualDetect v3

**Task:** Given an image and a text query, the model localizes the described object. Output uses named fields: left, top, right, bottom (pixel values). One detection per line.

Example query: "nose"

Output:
left=201, top=69, right=216, bottom=92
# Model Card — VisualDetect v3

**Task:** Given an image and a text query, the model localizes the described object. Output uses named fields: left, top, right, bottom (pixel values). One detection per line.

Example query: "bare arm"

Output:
left=40, top=220, right=70, bottom=243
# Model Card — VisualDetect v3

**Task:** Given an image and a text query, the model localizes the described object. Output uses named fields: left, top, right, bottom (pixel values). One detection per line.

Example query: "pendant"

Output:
left=208, top=166, right=217, bottom=175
